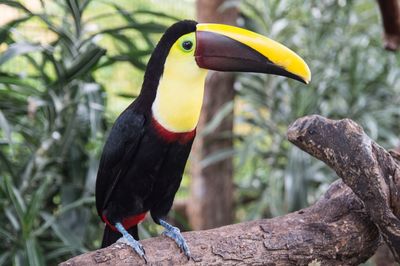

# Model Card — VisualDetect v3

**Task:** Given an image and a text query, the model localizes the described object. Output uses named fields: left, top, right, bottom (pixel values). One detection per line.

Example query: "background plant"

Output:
left=0, top=0, right=174, bottom=264
left=1, top=0, right=399, bottom=265
left=234, top=0, right=400, bottom=221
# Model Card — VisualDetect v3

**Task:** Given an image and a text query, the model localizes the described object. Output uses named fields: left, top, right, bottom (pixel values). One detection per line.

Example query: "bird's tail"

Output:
left=101, top=225, right=139, bottom=248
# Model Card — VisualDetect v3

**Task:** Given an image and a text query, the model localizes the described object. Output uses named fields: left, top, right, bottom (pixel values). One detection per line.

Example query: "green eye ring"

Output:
left=176, top=32, right=195, bottom=53
left=181, top=40, right=193, bottom=52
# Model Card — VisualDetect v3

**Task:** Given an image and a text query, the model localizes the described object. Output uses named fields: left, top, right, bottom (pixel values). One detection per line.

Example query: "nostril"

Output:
left=297, top=136, right=304, bottom=142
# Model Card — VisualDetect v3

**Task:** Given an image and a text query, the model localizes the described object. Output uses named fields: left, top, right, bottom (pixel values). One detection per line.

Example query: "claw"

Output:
left=159, top=219, right=191, bottom=259
left=115, top=223, right=148, bottom=263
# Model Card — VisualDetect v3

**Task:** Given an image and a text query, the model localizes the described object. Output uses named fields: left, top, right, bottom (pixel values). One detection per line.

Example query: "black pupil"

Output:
left=182, top=41, right=193, bottom=50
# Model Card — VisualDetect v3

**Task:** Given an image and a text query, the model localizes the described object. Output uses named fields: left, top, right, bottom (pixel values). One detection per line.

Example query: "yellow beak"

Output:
left=195, top=23, right=311, bottom=84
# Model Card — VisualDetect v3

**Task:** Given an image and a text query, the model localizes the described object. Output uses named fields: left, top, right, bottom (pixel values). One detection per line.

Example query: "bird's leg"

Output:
left=115, top=223, right=147, bottom=262
left=159, top=219, right=191, bottom=259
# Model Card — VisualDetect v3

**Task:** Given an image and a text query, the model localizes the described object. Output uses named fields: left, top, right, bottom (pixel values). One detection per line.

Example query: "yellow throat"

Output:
left=152, top=32, right=208, bottom=133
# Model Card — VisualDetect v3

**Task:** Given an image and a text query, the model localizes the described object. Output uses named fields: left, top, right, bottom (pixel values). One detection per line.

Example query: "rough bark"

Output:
left=61, top=180, right=379, bottom=266
left=287, top=114, right=400, bottom=261
left=188, top=0, right=238, bottom=230
left=62, top=115, right=400, bottom=265
left=376, top=0, right=400, bottom=51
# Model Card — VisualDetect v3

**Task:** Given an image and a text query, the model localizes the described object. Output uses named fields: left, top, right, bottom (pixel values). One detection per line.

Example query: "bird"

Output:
left=95, top=19, right=311, bottom=262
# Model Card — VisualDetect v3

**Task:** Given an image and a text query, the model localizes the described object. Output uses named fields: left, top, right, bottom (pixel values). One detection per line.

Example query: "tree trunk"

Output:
left=376, top=0, right=400, bottom=51
left=188, top=0, right=238, bottom=230
left=61, top=115, right=400, bottom=265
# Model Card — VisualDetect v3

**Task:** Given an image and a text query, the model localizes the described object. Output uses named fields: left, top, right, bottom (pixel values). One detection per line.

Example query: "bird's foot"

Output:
left=115, top=223, right=147, bottom=263
left=159, top=219, right=191, bottom=259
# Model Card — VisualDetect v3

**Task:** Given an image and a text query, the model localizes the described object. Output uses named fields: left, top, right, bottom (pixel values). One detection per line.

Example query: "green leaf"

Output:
left=45, top=246, right=75, bottom=260
left=115, top=92, right=138, bottom=99
left=95, top=22, right=166, bottom=37
left=61, top=45, right=106, bottom=82
left=134, top=9, right=181, bottom=21
left=0, top=252, right=11, bottom=266
left=79, top=0, right=92, bottom=13
left=201, top=101, right=234, bottom=136
left=0, top=0, right=33, bottom=14
left=43, top=212, right=87, bottom=253
left=5, top=207, right=20, bottom=231
left=0, top=16, right=32, bottom=44
left=0, top=73, right=38, bottom=92
left=4, top=176, right=26, bottom=227
left=110, top=4, right=153, bottom=47
left=0, top=110, right=13, bottom=152
left=0, top=226, right=14, bottom=241
left=0, top=150, right=16, bottom=178
left=107, top=54, right=146, bottom=70
left=24, top=177, right=50, bottom=234
left=25, top=238, right=43, bottom=266
left=200, top=148, right=236, bottom=168
left=66, top=0, right=82, bottom=36
left=33, top=197, right=94, bottom=236
left=0, top=43, right=47, bottom=65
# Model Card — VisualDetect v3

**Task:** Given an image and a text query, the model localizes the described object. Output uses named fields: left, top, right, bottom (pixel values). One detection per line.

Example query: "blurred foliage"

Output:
left=0, top=0, right=176, bottom=264
left=233, top=0, right=400, bottom=221
left=1, top=0, right=399, bottom=265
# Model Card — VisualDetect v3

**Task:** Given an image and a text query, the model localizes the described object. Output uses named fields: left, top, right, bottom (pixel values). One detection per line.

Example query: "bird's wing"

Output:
left=95, top=109, right=145, bottom=217
left=150, top=140, right=194, bottom=220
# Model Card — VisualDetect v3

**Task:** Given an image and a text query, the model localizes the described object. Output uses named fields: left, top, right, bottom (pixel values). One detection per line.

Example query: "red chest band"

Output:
left=102, top=212, right=147, bottom=231
left=151, top=117, right=196, bottom=144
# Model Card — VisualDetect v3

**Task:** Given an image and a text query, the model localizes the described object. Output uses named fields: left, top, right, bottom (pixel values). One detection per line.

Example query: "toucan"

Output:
left=95, top=20, right=311, bottom=261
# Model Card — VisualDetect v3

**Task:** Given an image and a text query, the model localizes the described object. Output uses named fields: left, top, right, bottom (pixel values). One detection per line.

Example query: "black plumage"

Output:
left=95, top=20, right=198, bottom=247
left=95, top=19, right=311, bottom=255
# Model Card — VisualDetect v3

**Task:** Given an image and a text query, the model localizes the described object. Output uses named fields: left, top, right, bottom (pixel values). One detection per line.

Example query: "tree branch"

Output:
left=61, top=181, right=378, bottom=266
left=61, top=115, right=400, bottom=265
left=287, top=114, right=400, bottom=261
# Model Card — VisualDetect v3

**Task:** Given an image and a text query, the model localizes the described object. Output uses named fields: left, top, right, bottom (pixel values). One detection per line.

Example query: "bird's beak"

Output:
left=195, top=23, right=311, bottom=84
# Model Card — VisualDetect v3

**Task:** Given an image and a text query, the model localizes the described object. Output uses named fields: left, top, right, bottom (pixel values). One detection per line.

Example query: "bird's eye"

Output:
left=181, top=40, right=193, bottom=51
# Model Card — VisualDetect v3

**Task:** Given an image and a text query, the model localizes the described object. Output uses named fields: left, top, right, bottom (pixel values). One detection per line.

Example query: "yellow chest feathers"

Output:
left=151, top=46, right=208, bottom=133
